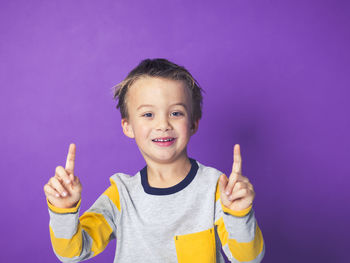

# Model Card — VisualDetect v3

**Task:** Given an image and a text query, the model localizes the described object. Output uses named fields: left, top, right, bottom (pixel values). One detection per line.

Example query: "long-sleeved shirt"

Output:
left=47, top=158, right=265, bottom=262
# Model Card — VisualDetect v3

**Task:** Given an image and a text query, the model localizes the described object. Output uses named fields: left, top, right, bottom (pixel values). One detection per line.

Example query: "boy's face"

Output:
left=121, top=76, right=199, bottom=165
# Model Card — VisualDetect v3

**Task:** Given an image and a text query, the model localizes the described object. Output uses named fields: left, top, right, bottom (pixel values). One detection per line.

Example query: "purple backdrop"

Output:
left=1, top=0, right=349, bottom=262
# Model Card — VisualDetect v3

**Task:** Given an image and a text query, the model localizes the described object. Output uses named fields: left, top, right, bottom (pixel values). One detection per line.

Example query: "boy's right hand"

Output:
left=44, top=143, right=82, bottom=209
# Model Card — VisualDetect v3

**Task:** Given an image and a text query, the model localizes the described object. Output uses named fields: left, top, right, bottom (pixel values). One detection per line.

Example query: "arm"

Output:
left=44, top=143, right=121, bottom=262
left=214, top=144, right=265, bottom=262
left=214, top=180, right=265, bottom=262
left=47, top=181, right=120, bottom=262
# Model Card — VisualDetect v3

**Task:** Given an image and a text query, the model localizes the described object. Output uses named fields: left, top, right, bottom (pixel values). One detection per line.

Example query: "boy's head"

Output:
left=112, top=58, right=204, bottom=164
left=112, top=58, right=204, bottom=130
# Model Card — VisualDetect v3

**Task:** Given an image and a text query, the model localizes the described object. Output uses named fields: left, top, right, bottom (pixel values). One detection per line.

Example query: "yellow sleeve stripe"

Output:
left=215, top=217, right=229, bottom=245
left=103, top=180, right=121, bottom=212
left=47, top=198, right=81, bottom=214
left=50, top=212, right=113, bottom=258
left=228, top=225, right=264, bottom=262
left=49, top=224, right=82, bottom=258
left=80, top=212, right=113, bottom=256
left=215, top=217, right=264, bottom=262
left=221, top=200, right=253, bottom=217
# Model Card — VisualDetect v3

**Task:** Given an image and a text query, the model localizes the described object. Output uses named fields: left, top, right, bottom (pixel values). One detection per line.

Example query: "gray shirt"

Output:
left=48, top=158, right=265, bottom=262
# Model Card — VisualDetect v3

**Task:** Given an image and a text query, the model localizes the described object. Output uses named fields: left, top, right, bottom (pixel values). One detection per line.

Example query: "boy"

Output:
left=43, top=58, right=265, bottom=262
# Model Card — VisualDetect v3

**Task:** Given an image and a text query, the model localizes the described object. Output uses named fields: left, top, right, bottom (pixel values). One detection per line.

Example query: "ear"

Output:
left=121, top=118, right=135, bottom=139
left=190, top=119, right=199, bottom=135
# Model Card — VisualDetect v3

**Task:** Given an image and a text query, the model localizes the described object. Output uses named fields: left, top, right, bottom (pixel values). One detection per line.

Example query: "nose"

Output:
left=156, top=115, right=172, bottom=131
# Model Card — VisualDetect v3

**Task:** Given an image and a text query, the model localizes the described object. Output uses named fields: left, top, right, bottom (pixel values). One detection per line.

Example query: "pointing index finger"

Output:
left=65, top=143, right=76, bottom=174
left=232, top=144, right=242, bottom=175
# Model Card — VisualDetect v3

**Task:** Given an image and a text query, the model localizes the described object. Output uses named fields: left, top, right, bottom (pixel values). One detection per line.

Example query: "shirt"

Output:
left=47, top=158, right=265, bottom=262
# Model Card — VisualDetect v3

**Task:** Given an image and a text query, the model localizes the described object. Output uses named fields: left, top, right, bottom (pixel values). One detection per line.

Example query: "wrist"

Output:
left=47, top=198, right=81, bottom=214
left=220, top=199, right=253, bottom=217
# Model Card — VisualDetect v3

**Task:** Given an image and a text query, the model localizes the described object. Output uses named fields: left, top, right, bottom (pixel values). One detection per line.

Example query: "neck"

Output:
left=146, top=155, right=192, bottom=182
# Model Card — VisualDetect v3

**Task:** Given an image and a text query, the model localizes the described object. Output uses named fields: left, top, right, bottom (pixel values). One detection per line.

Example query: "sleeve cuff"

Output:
left=47, top=198, right=81, bottom=214
left=220, top=199, right=253, bottom=217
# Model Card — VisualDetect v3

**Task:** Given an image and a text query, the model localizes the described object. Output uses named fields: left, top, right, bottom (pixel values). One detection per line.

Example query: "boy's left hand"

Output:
left=219, top=144, right=255, bottom=211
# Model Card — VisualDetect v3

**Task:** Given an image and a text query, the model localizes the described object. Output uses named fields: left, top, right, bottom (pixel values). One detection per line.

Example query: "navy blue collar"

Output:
left=140, top=158, right=199, bottom=195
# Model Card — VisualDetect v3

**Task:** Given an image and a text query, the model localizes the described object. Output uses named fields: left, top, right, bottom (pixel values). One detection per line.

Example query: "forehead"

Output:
left=127, top=77, right=191, bottom=109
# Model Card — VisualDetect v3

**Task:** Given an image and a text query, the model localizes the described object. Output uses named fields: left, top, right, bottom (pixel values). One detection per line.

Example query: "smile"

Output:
left=152, top=138, right=175, bottom=142
left=152, top=137, right=176, bottom=147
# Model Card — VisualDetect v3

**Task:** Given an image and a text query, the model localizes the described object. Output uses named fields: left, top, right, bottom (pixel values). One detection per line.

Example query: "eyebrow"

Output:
left=137, top=103, right=188, bottom=111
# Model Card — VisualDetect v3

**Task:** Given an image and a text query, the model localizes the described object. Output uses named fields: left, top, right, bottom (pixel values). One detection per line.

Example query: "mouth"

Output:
left=152, top=137, right=176, bottom=142
left=152, top=137, right=176, bottom=147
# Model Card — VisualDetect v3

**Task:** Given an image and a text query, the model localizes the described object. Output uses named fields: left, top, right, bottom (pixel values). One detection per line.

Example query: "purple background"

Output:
left=1, top=0, right=349, bottom=262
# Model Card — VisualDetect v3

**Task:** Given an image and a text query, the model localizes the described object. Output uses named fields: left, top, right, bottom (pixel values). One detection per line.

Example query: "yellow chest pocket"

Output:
left=174, top=227, right=216, bottom=263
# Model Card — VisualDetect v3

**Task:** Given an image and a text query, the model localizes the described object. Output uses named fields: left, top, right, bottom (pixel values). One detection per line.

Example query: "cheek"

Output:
left=134, top=123, right=151, bottom=139
left=178, top=121, right=192, bottom=137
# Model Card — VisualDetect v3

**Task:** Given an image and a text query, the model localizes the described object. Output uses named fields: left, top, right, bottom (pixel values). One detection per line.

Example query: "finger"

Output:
left=229, top=188, right=250, bottom=202
left=69, top=173, right=75, bottom=185
left=238, top=176, right=254, bottom=191
left=238, top=175, right=249, bottom=183
left=219, top=174, right=229, bottom=194
left=55, top=166, right=71, bottom=185
left=224, top=172, right=239, bottom=196
left=69, top=174, right=82, bottom=191
left=49, top=177, right=68, bottom=197
left=73, top=175, right=81, bottom=187
left=65, top=143, right=76, bottom=175
left=226, top=144, right=242, bottom=195
left=44, top=184, right=61, bottom=198
left=232, top=144, right=242, bottom=175
left=231, top=181, right=248, bottom=194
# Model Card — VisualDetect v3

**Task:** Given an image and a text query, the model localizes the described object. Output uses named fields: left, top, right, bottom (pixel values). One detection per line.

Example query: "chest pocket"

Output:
left=174, top=227, right=216, bottom=263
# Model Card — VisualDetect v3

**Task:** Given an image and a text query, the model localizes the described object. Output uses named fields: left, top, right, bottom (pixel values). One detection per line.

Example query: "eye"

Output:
left=142, top=113, right=153, bottom=118
left=171, top=111, right=184, bottom=117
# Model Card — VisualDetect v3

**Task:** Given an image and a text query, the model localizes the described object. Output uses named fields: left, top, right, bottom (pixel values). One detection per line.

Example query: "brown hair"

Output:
left=112, top=58, right=204, bottom=128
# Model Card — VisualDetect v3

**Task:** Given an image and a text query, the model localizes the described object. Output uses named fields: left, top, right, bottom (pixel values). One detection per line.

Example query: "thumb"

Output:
left=219, top=174, right=228, bottom=193
left=69, top=173, right=75, bottom=184
left=68, top=173, right=79, bottom=188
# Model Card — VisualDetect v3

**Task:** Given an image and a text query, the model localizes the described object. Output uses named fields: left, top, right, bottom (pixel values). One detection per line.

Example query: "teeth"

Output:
left=154, top=138, right=174, bottom=142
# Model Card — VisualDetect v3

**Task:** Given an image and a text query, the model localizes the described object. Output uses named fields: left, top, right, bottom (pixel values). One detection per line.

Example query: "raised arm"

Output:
left=214, top=144, right=265, bottom=262
left=44, top=143, right=118, bottom=262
